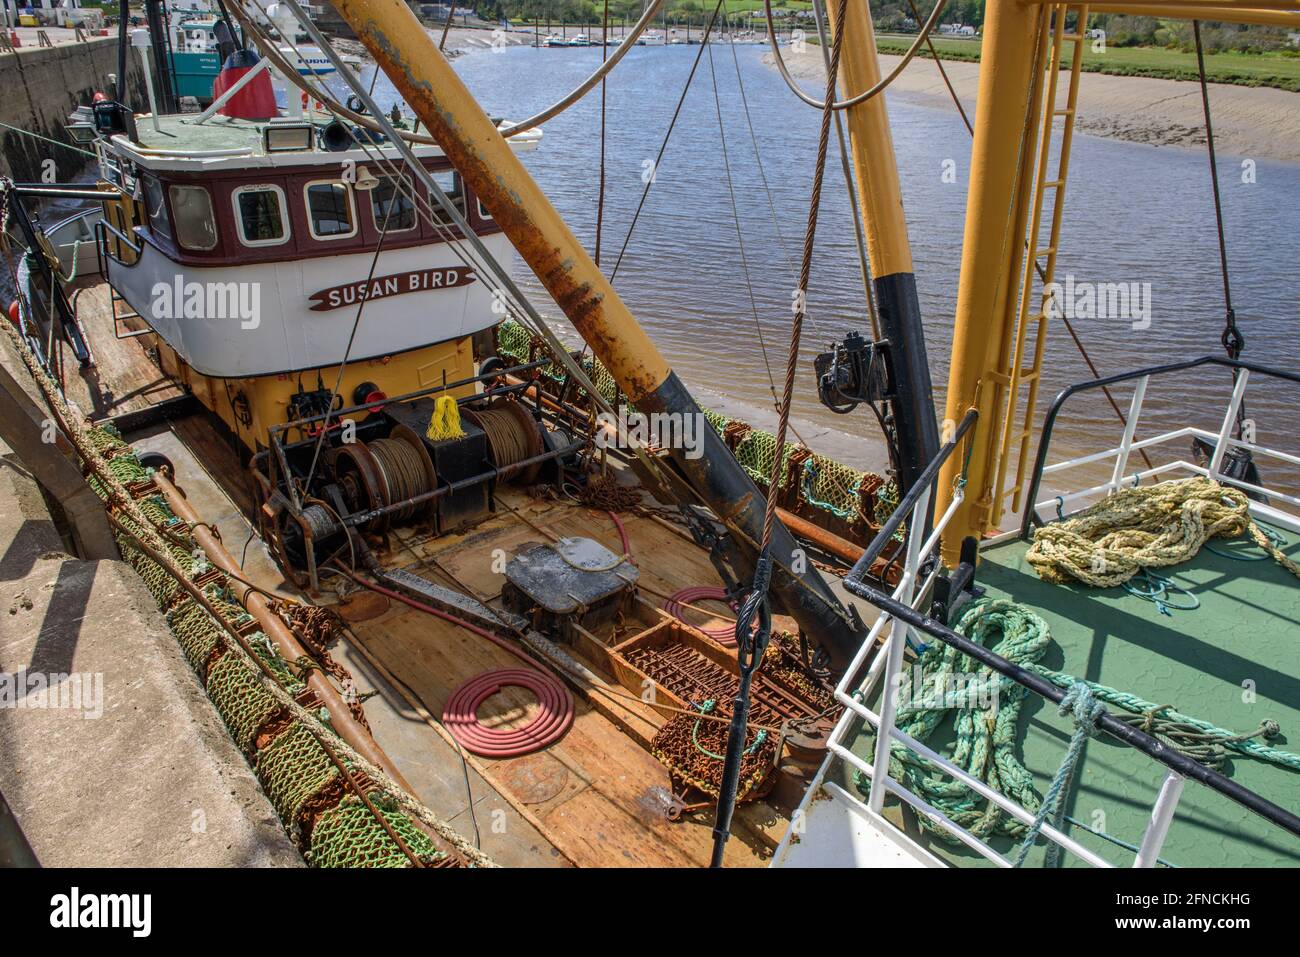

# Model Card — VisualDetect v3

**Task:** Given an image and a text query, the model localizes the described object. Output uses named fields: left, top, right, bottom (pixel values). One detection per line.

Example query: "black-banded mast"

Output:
left=822, top=0, right=941, bottom=495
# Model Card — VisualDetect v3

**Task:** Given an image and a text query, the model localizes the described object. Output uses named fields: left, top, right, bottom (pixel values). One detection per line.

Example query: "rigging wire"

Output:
left=245, top=0, right=701, bottom=522
left=811, top=0, right=879, bottom=339
left=610, top=0, right=726, bottom=280
left=594, top=0, right=609, bottom=266
left=241, top=0, right=620, bottom=419
left=764, top=0, right=948, bottom=111
left=497, top=0, right=669, bottom=136
left=760, top=0, right=850, bottom=551
left=905, top=0, right=972, bottom=135
left=300, top=186, right=397, bottom=494
left=706, top=37, right=780, bottom=409
left=712, top=0, right=853, bottom=871
left=1192, top=20, right=1241, bottom=362
left=912, top=6, right=1152, bottom=471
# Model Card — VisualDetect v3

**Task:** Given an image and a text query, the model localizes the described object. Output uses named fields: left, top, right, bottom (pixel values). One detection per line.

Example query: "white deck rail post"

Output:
left=1208, top=369, right=1250, bottom=476
left=1133, top=770, right=1185, bottom=867
left=867, top=485, right=932, bottom=813
left=1110, top=374, right=1148, bottom=492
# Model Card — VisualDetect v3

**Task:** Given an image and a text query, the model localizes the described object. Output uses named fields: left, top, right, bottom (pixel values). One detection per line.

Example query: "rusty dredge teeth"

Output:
left=630, top=633, right=840, bottom=809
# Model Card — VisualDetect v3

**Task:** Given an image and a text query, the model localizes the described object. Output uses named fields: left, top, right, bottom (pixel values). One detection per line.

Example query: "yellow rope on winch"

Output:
left=1027, top=477, right=1300, bottom=587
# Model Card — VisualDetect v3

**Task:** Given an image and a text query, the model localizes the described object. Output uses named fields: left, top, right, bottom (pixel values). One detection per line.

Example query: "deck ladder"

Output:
left=990, top=4, right=1090, bottom=528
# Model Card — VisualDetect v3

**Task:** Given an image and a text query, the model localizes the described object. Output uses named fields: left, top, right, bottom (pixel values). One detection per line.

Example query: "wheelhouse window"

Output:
left=142, top=176, right=172, bottom=240
left=430, top=170, right=465, bottom=225
left=369, top=175, right=417, bottom=233
left=169, top=184, right=218, bottom=251
left=233, top=185, right=289, bottom=247
left=304, top=180, right=356, bottom=240
left=477, top=198, right=493, bottom=222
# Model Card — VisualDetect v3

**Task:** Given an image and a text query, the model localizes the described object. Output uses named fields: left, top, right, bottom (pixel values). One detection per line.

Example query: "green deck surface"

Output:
left=842, top=529, right=1300, bottom=868
left=132, top=114, right=275, bottom=153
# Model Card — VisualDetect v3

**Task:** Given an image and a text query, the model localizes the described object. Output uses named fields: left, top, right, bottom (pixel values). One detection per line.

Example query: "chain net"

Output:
left=82, top=425, right=453, bottom=867
left=495, top=320, right=886, bottom=525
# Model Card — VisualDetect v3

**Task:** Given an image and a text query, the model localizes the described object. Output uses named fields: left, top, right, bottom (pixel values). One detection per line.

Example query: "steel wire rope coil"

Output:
left=331, top=424, right=436, bottom=530
left=442, top=668, right=574, bottom=757
left=463, top=401, right=544, bottom=484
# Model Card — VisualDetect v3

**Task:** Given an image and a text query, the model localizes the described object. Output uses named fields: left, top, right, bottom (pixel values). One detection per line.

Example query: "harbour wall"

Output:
left=0, top=37, right=146, bottom=183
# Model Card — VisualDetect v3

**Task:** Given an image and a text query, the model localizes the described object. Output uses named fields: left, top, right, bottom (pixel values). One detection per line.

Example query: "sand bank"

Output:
left=767, top=48, right=1300, bottom=165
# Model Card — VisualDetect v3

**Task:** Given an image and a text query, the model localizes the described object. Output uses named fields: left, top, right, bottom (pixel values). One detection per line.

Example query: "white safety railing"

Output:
left=1031, top=363, right=1300, bottom=536
left=773, top=468, right=1149, bottom=867
left=775, top=356, right=1300, bottom=868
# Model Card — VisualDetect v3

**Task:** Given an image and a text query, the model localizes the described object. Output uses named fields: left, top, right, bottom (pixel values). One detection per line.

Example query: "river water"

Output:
left=379, top=42, right=1297, bottom=495
left=21, top=42, right=1299, bottom=499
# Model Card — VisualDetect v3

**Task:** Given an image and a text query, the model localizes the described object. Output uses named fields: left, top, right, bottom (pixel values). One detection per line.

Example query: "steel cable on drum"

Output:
left=470, top=405, right=536, bottom=478
left=368, top=436, right=431, bottom=523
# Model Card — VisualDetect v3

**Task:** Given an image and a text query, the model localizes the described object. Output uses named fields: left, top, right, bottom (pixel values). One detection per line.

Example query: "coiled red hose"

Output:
left=663, top=586, right=740, bottom=647
left=332, top=565, right=574, bottom=757
left=443, top=668, right=574, bottom=758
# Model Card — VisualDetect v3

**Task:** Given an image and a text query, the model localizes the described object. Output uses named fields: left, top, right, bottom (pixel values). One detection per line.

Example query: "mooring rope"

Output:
left=1027, top=477, right=1300, bottom=587
left=853, top=596, right=1300, bottom=860
left=1013, top=681, right=1103, bottom=868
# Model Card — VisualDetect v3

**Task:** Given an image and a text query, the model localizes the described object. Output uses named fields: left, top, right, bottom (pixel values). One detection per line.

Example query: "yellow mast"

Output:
left=936, top=0, right=1050, bottom=564
left=937, top=0, right=1296, bottom=563
left=823, top=0, right=912, bottom=279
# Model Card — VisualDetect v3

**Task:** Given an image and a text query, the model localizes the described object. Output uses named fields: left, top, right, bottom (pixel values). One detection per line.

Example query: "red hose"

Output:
left=332, top=565, right=575, bottom=757
left=607, top=510, right=631, bottom=559
left=663, top=586, right=743, bottom=647
left=443, top=668, right=574, bottom=757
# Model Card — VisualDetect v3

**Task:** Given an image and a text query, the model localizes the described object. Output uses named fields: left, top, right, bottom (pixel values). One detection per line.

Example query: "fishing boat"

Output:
left=160, top=0, right=350, bottom=104
left=1, top=0, right=1297, bottom=873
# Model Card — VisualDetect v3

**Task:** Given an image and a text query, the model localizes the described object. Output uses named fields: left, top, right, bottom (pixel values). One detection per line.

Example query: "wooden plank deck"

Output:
left=347, top=491, right=791, bottom=867
left=53, top=279, right=185, bottom=423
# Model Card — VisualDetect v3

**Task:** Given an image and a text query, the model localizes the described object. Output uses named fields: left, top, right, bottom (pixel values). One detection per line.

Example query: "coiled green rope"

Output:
left=854, top=596, right=1300, bottom=860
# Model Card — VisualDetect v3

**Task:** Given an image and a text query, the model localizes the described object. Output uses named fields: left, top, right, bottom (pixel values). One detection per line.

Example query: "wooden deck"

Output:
left=52, top=280, right=186, bottom=425
left=342, top=492, right=792, bottom=867
left=60, top=276, right=794, bottom=867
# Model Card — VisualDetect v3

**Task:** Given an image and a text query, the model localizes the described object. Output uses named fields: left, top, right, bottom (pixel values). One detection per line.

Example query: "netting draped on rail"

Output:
left=86, top=425, right=454, bottom=867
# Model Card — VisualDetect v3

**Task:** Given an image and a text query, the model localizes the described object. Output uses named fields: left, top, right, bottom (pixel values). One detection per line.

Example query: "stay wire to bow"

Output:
left=610, top=0, right=725, bottom=281
left=711, top=0, right=850, bottom=869
left=1192, top=20, right=1249, bottom=445
left=811, top=0, right=879, bottom=339
left=1192, top=20, right=1240, bottom=363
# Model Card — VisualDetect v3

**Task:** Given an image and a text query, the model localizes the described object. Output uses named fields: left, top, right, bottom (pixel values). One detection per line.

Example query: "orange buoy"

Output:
left=7, top=301, right=21, bottom=327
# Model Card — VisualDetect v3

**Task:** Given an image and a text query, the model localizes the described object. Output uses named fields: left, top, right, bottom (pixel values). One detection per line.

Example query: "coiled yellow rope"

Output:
left=1027, top=477, right=1299, bottom=587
